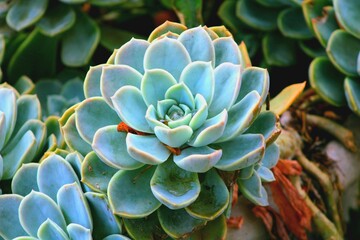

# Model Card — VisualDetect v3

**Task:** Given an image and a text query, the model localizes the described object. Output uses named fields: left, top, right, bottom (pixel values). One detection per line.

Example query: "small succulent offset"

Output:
left=304, top=0, right=360, bottom=115
left=0, top=153, right=129, bottom=240
left=0, top=83, right=46, bottom=193
left=61, top=21, right=280, bottom=238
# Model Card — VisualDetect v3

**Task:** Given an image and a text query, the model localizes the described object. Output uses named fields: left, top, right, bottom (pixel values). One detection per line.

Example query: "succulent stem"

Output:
left=295, top=150, right=344, bottom=237
left=293, top=176, right=343, bottom=240
left=304, top=113, right=357, bottom=152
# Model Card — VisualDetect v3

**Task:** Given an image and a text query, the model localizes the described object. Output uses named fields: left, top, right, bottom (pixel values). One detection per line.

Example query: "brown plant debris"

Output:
left=226, top=216, right=244, bottom=229
left=254, top=160, right=312, bottom=240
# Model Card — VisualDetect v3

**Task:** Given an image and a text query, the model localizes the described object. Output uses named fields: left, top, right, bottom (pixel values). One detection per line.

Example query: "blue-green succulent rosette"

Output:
left=61, top=21, right=280, bottom=238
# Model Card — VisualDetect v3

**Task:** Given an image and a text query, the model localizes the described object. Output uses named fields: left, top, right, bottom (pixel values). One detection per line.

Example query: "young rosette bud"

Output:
left=61, top=21, right=280, bottom=238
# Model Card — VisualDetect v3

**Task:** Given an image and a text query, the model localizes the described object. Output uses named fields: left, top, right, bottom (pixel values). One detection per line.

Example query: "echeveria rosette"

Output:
left=62, top=21, right=280, bottom=238
left=305, top=0, right=360, bottom=115
left=0, top=153, right=129, bottom=240
left=0, top=83, right=47, bottom=193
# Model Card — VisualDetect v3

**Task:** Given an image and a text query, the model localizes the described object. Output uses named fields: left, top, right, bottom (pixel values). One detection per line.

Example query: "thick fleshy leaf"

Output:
left=0, top=88, right=17, bottom=147
left=37, top=154, right=80, bottom=201
left=64, top=152, right=84, bottom=181
left=145, top=105, right=168, bottom=130
left=37, top=219, right=69, bottom=240
left=165, top=83, right=195, bottom=109
left=312, top=7, right=338, bottom=47
left=103, top=235, right=131, bottom=240
left=144, top=37, right=191, bottom=80
left=174, top=146, right=222, bottom=173
left=267, top=82, right=306, bottom=116
left=188, top=214, right=227, bottom=240
left=309, top=57, right=346, bottom=106
left=238, top=175, right=269, bottom=206
left=156, top=99, right=177, bottom=119
left=62, top=114, right=93, bottom=156
left=157, top=207, right=206, bottom=239
left=6, top=0, right=48, bottom=31
left=327, top=30, right=360, bottom=77
left=0, top=155, right=3, bottom=180
left=67, top=224, right=91, bottom=240
left=82, top=151, right=119, bottom=193
left=92, top=126, right=144, bottom=170
left=3, top=119, right=46, bottom=157
left=85, top=192, right=122, bottom=239
left=45, top=116, right=64, bottom=149
left=236, top=0, right=280, bottom=31
left=112, top=86, right=153, bottom=133
left=189, top=110, right=227, bottom=147
left=238, top=165, right=255, bottom=180
left=12, top=163, right=39, bottom=196
left=301, top=0, right=329, bottom=32
left=208, top=63, right=241, bottom=117
left=245, top=111, right=280, bottom=145
left=2, top=130, right=37, bottom=179
left=14, top=76, right=35, bottom=95
left=101, top=65, right=143, bottom=107
left=108, top=166, right=161, bottom=218
left=215, top=134, right=265, bottom=171
left=278, top=7, right=313, bottom=40
left=257, top=166, right=275, bottom=182
left=262, top=143, right=280, bottom=169
left=300, top=39, right=327, bottom=59
left=154, top=125, right=193, bottom=148
left=178, top=26, right=215, bottom=64
left=262, top=32, right=297, bottom=67
left=0, top=35, right=4, bottom=65
left=37, top=3, right=75, bottom=36
left=213, top=37, right=241, bottom=67
left=61, top=11, right=100, bottom=67
left=14, top=95, right=41, bottom=133
left=126, top=133, right=171, bottom=164
left=148, top=21, right=187, bottom=42
left=123, top=212, right=165, bottom=240
left=76, top=97, right=121, bottom=144
left=7, top=29, right=57, bottom=82
left=217, top=91, right=261, bottom=142
left=19, top=191, right=67, bottom=237
left=189, top=94, right=208, bottom=130
left=84, top=64, right=107, bottom=98
left=57, top=183, right=92, bottom=230
left=218, top=0, right=245, bottom=33
left=358, top=52, right=360, bottom=76
left=150, top=159, right=200, bottom=209
left=179, top=61, right=214, bottom=104
left=167, top=113, right=192, bottom=129
left=344, top=77, right=360, bottom=115
left=334, top=0, right=360, bottom=39
left=186, top=169, right=229, bottom=220
left=115, top=38, right=150, bottom=74
left=236, top=67, right=269, bottom=105
left=141, top=69, right=177, bottom=107
left=0, top=195, right=27, bottom=239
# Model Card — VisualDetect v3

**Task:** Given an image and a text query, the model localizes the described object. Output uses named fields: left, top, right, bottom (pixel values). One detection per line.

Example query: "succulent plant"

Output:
left=0, top=153, right=130, bottom=240
left=60, top=21, right=280, bottom=238
left=0, top=82, right=47, bottom=193
left=218, top=0, right=323, bottom=67
left=35, top=77, right=85, bottom=119
left=1, top=0, right=175, bottom=83
left=304, top=0, right=360, bottom=115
